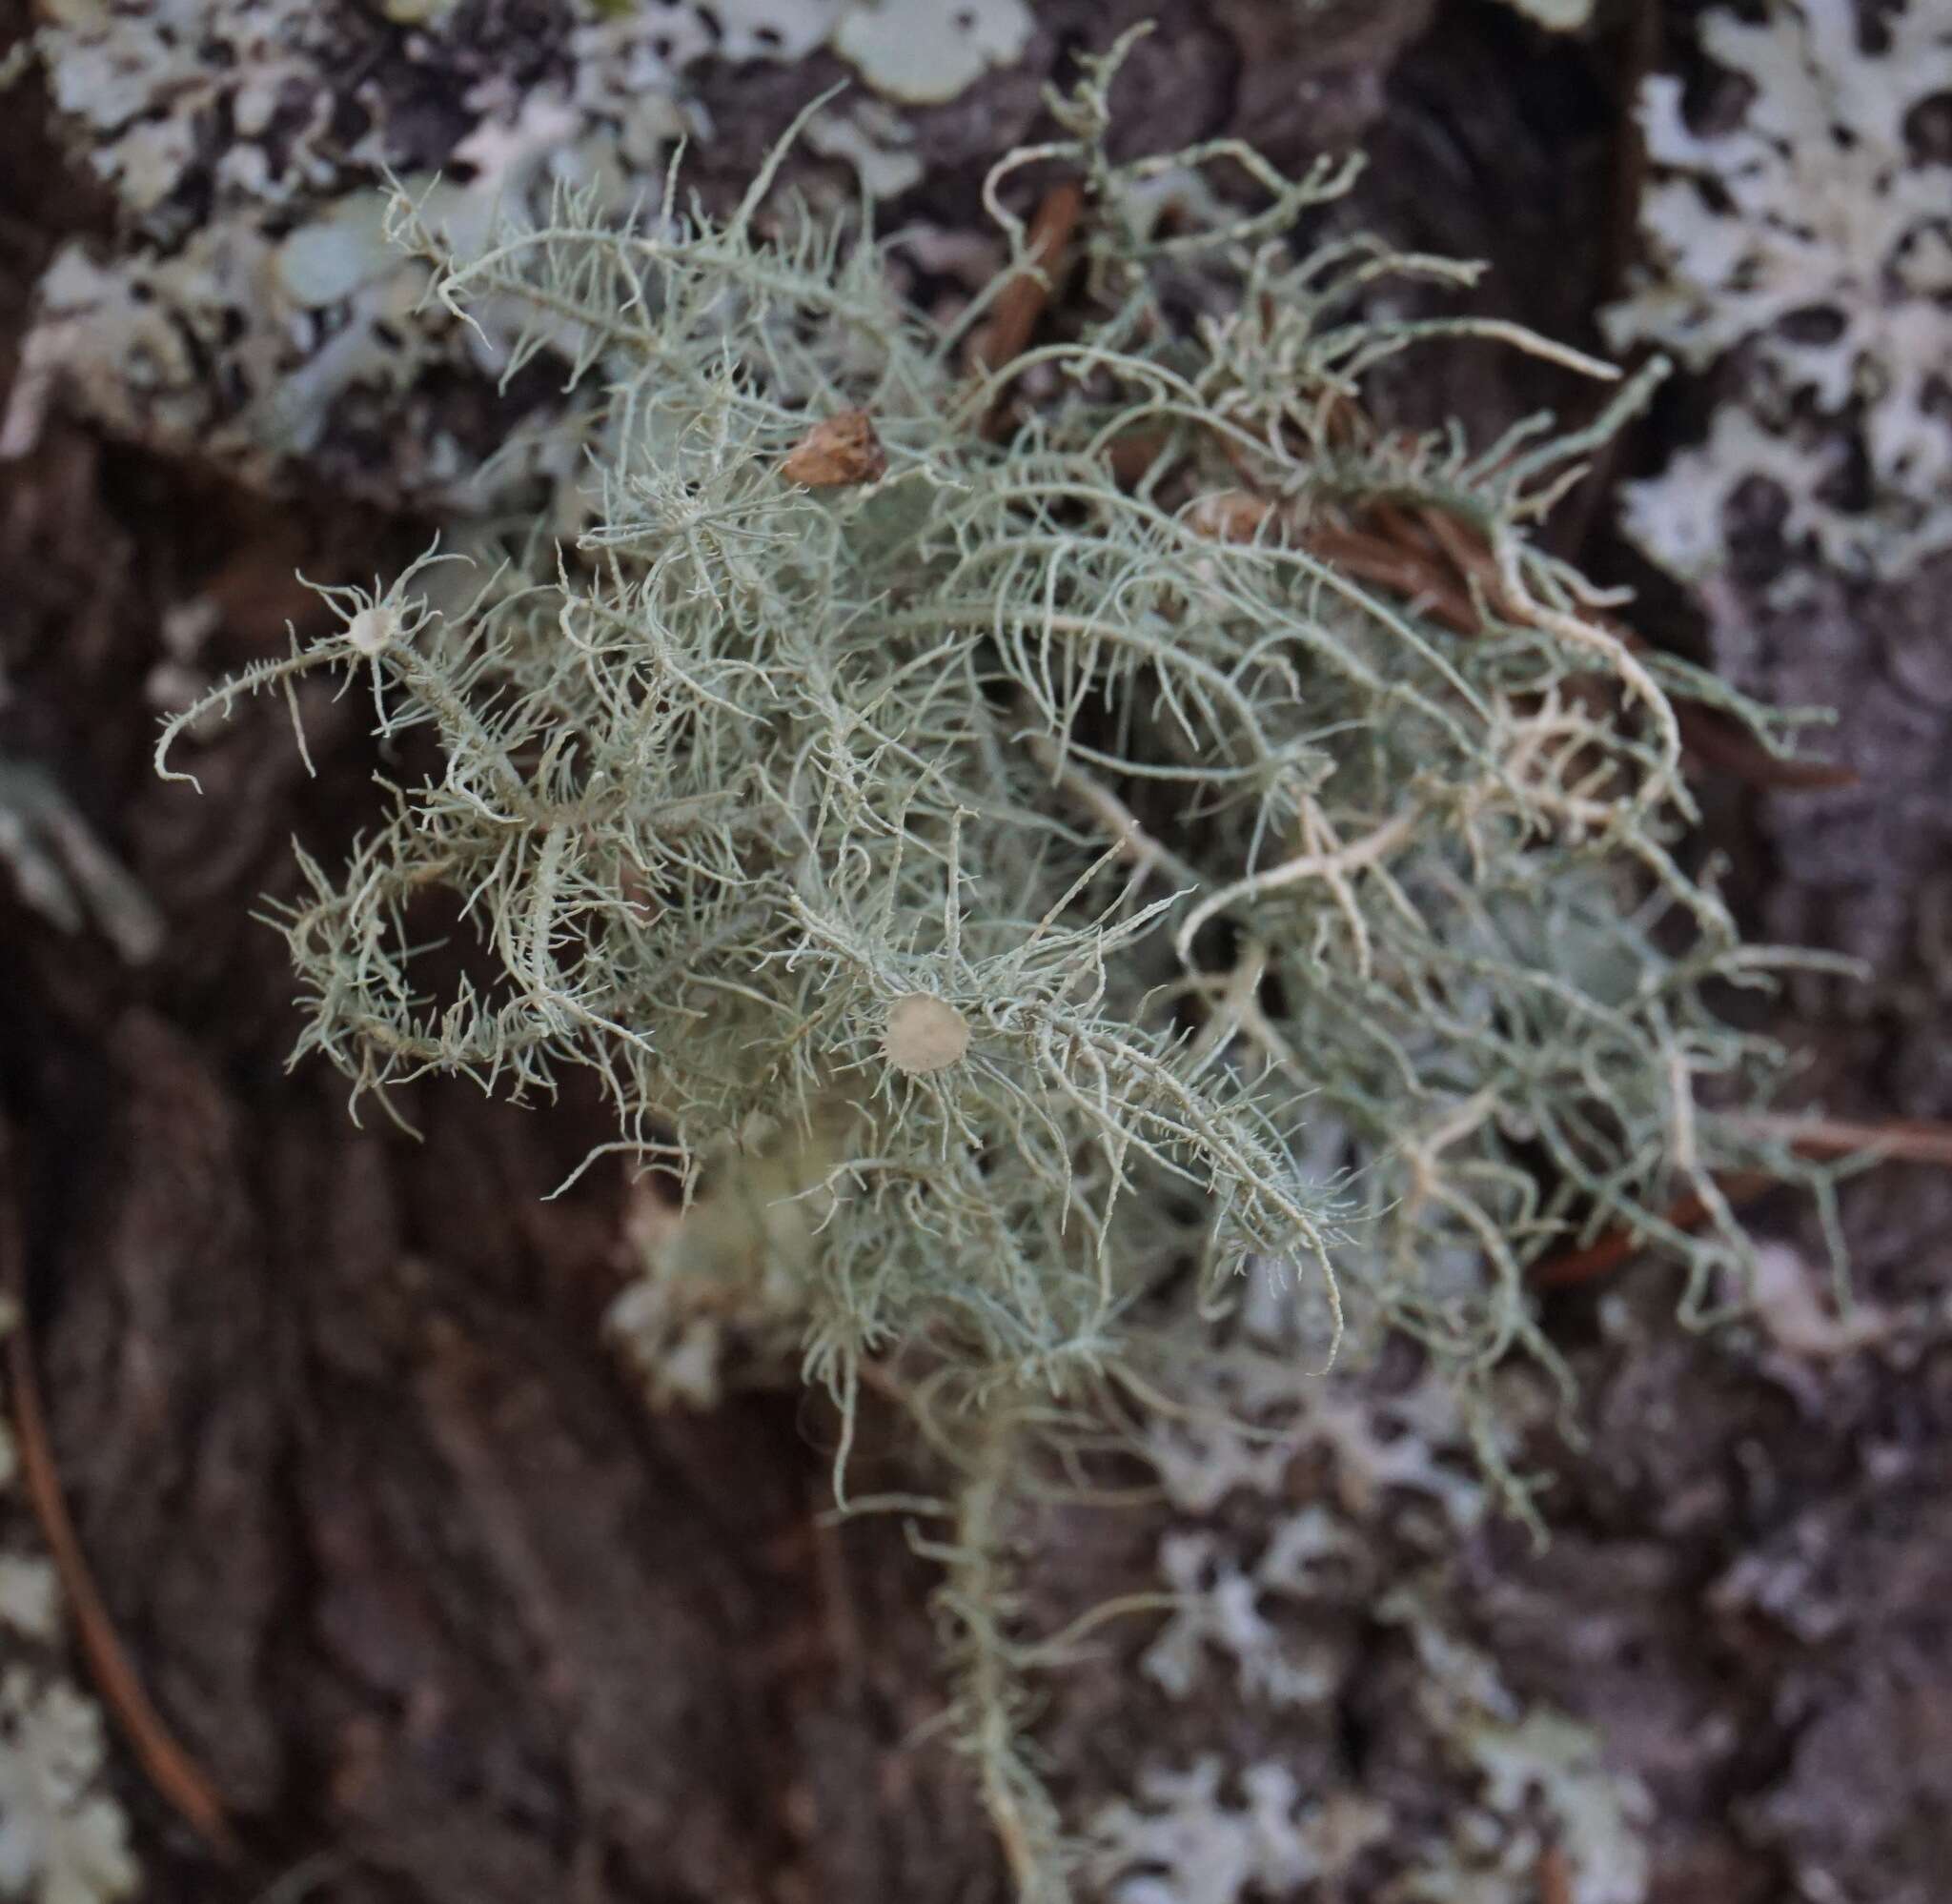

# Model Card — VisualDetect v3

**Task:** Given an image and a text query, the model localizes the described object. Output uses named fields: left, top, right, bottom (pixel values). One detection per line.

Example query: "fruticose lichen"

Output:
left=154, top=37, right=1844, bottom=1897
left=1603, top=0, right=1952, bottom=580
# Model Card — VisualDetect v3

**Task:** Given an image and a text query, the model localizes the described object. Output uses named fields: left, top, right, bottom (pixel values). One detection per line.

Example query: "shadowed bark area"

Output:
left=0, top=324, right=995, bottom=1904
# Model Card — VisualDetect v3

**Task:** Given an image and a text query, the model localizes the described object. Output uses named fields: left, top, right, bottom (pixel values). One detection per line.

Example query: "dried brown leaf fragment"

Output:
left=781, top=411, right=887, bottom=488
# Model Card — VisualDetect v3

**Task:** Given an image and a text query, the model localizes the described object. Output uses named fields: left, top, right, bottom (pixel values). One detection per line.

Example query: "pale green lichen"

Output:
left=155, top=38, right=1843, bottom=1896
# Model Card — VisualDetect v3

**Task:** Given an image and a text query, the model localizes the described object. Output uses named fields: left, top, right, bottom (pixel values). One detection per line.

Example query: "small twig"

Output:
left=1535, top=1841, right=1576, bottom=1904
left=1170, top=388, right=1851, bottom=796
left=1728, top=1112, right=1952, bottom=1167
left=1299, top=524, right=1480, bottom=637
left=0, top=1134, right=241, bottom=1862
left=974, top=182, right=1086, bottom=438
left=1406, top=505, right=1855, bottom=793
left=1531, top=1112, right=1952, bottom=1289
left=1529, top=1173, right=1774, bottom=1290
left=1413, top=501, right=1502, bottom=598
left=973, top=181, right=1086, bottom=373
left=1672, top=704, right=1858, bottom=792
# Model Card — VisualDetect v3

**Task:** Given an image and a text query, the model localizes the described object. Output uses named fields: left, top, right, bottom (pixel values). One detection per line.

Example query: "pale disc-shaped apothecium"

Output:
left=883, top=993, right=971, bottom=1075
left=345, top=606, right=395, bottom=656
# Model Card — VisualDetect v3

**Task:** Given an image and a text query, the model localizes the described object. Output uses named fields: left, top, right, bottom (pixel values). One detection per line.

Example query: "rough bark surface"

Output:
left=3, top=6, right=1948, bottom=1903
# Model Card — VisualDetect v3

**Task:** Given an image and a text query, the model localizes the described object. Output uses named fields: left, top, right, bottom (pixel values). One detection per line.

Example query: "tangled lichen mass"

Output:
left=154, top=44, right=1844, bottom=1894
left=158, top=40, right=1832, bottom=1416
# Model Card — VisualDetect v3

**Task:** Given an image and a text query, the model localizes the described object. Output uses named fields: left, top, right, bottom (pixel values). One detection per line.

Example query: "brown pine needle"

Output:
left=0, top=1138, right=241, bottom=1862
left=1399, top=504, right=1854, bottom=793
left=974, top=181, right=1085, bottom=437
left=1530, top=1174, right=1775, bottom=1290
left=1672, top=704, right=1858, bottom=791
left=1532, top=1114, right=1952, bottom=1289
left=1536, top=1842, right=1576, bottom=1904
left=1730, top=1112, right=1952, bottom=1166
left=1300, top=524, right=1481, bottom=636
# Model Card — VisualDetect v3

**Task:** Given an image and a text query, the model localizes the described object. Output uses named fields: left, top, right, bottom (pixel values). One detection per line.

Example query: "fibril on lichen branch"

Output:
left=156, top=33, right=1848, bottom=1898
